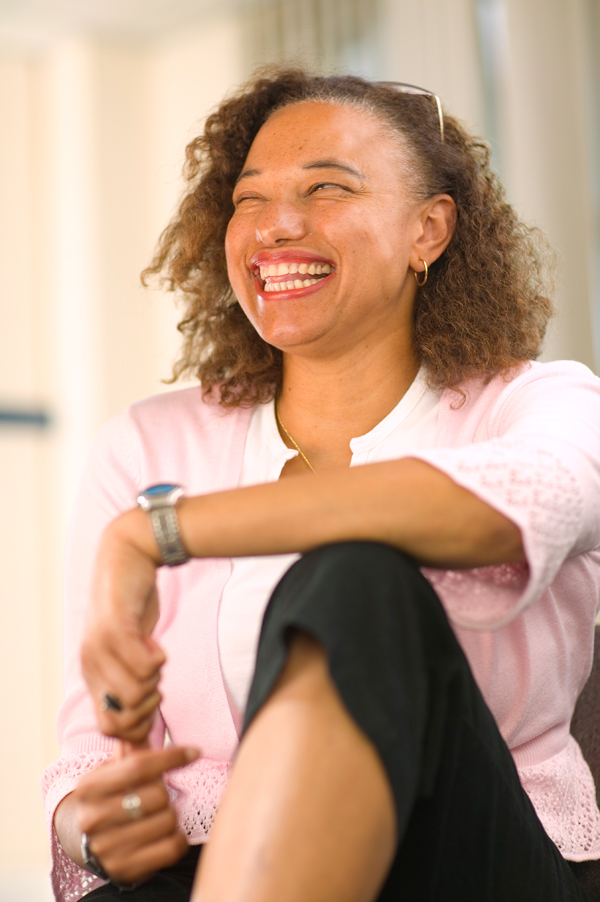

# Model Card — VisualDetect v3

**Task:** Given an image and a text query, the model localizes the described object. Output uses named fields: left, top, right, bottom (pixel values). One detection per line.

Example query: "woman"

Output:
left=42, top=70, right=600, bottom=902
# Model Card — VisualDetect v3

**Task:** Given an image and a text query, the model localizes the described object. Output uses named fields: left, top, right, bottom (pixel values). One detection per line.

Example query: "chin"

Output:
left=256, top=324, right=326, bottom=355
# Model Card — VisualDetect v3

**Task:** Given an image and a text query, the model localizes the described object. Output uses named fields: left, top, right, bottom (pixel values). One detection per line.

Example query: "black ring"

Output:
left=100, top=692, right=123, bottom=712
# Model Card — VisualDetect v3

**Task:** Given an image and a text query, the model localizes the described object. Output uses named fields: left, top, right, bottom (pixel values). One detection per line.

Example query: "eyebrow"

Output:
left=235, top=168, right=261, bottom=185
left=235, top=159, right=365, bottom=185
left=303, top=159, right=365, bottom=179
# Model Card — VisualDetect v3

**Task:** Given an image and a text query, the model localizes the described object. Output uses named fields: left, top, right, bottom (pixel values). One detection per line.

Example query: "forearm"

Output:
left=121, top=458, right=524, bottom=570
left=54, top=793, right=85, bottom=868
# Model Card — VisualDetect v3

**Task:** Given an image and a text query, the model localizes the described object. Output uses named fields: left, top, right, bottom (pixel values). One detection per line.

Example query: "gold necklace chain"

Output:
left=274, top=400, right=316, bottom=474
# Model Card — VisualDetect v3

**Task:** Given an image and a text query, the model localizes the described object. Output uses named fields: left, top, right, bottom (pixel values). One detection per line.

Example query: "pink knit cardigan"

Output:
left=42, top=360, right=600, bottom=901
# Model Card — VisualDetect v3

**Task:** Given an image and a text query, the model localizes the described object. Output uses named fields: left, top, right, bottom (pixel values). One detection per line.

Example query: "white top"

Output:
left=217, top=369, right=441, bottom=729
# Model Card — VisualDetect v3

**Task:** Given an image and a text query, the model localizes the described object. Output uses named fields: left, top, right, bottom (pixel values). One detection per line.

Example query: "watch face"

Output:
left=137, top=483, right=185, bottom=512
left=145, top=483, right=178, bottom=496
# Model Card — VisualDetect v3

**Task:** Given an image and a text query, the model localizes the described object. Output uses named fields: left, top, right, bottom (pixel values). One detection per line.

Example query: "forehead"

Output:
left=242, top=100, right=402, bottom=174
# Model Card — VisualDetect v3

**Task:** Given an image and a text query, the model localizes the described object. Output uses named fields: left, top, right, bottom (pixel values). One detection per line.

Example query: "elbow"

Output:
left=461, top=513, right=526, bottom=568
left=487, top=517, right=526, bottom=565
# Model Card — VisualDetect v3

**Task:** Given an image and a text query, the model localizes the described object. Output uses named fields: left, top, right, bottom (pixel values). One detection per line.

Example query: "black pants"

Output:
left=87, top=542, right=592, bottom=901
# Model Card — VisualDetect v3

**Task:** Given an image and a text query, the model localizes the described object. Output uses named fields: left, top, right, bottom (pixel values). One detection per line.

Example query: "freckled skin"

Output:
left=225, top=102, right=425, bottom=364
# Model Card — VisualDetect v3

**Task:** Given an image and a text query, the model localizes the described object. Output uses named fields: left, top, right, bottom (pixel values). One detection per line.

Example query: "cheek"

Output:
left=224, top=223, right=247, bottom=293
left=224, top=222, right=237, bottom=274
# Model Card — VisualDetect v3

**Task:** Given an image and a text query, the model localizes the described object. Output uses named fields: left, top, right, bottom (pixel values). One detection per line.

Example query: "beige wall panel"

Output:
left=91, top=44, right=158, bottom=421
left=0, top=59, right=49, bottom=869
left=502, top=0, right=595, bottom=368
left=0, top=435, right=48, bottom=867
left=30, top=52, right=72, bottom=785
left=0, top=59, right=34, bottom=400
left=381, top=0, right=485, bottom=132
left=146, top=13, right=244, bottom=387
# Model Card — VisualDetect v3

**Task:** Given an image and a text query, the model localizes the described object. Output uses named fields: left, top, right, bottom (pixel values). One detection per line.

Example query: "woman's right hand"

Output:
left=82, top=510, right=167, bottom=744
left=55, top=742, right=199, bottom=886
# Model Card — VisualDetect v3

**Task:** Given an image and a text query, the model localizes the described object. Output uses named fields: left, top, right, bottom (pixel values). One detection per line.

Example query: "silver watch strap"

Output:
left=81, top=832, right=139, bottom=891
left=81, top=832, right=110, bottom=881
left=147, top=506, right=190, bottom=566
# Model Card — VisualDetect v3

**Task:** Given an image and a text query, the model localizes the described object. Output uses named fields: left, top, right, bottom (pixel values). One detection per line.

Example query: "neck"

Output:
left=276, top=344, right=420, bottom=471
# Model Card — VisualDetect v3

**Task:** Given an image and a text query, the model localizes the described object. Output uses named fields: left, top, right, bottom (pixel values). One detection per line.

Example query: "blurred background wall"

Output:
left=0, top=0, right=599, bottom=898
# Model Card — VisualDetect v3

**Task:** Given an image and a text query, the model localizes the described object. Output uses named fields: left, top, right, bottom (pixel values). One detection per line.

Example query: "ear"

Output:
left=409, top=194, right=456, bottom=275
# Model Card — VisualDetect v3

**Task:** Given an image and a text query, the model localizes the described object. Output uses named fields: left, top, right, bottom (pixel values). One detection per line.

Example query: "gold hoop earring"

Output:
left=414, top=258, right=428, bottom=286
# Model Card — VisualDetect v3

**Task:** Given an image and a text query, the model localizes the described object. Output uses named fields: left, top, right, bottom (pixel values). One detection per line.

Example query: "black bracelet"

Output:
left=81, top=832, right=140, bottom=892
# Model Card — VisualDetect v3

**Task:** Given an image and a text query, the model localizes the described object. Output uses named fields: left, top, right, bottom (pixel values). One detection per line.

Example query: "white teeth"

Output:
left=263, top=278, right=322, bottom=292
left=258, top=260, right=333, bottom=280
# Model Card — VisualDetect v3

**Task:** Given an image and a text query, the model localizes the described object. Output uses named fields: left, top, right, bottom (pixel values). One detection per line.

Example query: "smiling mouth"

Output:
left=253, top=260, right=335, bottom=293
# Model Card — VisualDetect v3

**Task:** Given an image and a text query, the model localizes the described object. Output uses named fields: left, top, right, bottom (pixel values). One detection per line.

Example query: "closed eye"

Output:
left=309, top=182, right=354, bottom=194
left=232, top=192, right=265, bottom=207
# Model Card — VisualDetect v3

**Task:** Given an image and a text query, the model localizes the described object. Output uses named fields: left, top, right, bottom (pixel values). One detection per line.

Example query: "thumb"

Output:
left=143, top=634, right=167, bottom=667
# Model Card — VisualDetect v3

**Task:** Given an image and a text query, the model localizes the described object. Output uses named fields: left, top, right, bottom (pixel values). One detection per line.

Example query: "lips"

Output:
left=250, top=251, right=336, bottom=298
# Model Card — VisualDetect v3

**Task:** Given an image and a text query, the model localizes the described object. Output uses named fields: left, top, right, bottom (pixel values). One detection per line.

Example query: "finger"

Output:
left=78, top=745, right=198, bottom=801
left=79, top=780, right=172, bottom=834
left=143, top=634, right=164, bottom=655
left=82, top=638, right=164, bottom=709
left=96, top=677, right=160, bottom=727
left=82, top=602, right=165, bottom=698
left=95, top=827, right=188, bottom=885
left=78, top=746, right=200, bottom=800
left=95, top=690, right=162, bottom=741
left=107, top=710, right=159, bottom=745
left=93, top=805, right=179, bottom=857
left=107, top=668, right=161, bottom=711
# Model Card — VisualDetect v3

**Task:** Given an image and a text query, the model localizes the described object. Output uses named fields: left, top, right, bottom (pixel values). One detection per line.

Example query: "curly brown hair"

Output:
left=143, top=67, right=554, bottom=406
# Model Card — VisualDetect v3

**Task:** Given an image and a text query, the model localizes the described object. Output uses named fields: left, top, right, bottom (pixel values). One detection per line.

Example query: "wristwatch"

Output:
left=136, top=483, right=190, bottom=567
left=81, top=832, right=138, bottom=891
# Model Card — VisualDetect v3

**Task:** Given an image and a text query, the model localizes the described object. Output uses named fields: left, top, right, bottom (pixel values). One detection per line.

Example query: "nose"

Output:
left=255, top=199, right=308, bottom=245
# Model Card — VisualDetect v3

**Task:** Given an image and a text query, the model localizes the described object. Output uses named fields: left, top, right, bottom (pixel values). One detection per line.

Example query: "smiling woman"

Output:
left=43, top=68, right=600, bottom=902
left=224, top=101, right=446, bottom=406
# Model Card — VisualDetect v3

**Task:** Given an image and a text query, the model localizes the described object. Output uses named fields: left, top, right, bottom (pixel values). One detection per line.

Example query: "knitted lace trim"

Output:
left=43, top=741, right=600, bottom=900
left=418, top=438, right=583, bottom=628
left=42, top=753, right=231, bottom=902
left=519, top=736, right=600, bottom=861
left=168, top=758, right=231, bottom=842
left=43, top=751, right=112, bottom=902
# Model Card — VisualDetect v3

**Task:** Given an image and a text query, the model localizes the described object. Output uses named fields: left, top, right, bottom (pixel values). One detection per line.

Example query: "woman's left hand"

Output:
left=74, top=741, right=198, bottom=885
left=82, top=510, right=166, bottom=742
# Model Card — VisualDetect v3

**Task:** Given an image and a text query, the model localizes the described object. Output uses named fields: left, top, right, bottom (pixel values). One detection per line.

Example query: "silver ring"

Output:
left=100, top=692, right=123, bottom=712
left=122, top=792, right=144, bottom=820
